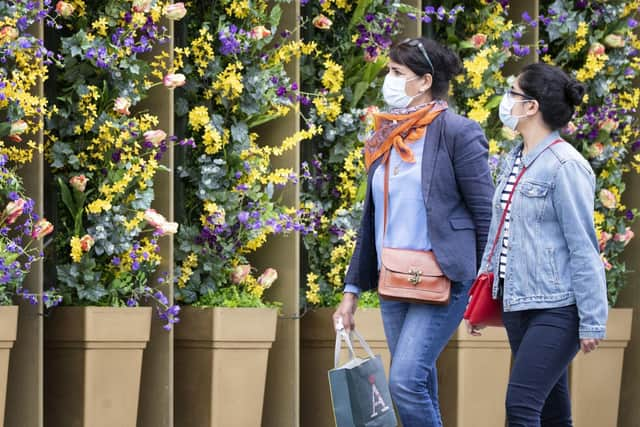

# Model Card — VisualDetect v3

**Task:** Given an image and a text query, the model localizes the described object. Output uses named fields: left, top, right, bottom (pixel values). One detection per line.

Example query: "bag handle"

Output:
left=483, top=139, right=564, bottom=269
left=334, top=320, right=376, bottom=368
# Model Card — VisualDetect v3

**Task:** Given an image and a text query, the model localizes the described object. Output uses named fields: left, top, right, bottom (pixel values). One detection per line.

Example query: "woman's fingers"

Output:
left=580, top=338, right=601, bottom=354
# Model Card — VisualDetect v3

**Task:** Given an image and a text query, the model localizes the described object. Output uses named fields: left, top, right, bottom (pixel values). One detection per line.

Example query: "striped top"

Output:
left=498, top=151, right=523, bottom=279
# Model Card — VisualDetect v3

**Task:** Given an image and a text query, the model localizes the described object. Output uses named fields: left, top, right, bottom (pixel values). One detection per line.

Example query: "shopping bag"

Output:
left=328, top=325, right=397, bottom=427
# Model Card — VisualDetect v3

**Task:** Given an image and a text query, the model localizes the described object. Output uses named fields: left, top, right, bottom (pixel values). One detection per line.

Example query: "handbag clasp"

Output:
left=407, top=268, right=422, bottom=285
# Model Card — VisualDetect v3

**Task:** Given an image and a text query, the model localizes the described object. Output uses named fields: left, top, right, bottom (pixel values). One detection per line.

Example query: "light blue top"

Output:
left=344, top=139, right=430, bottom=296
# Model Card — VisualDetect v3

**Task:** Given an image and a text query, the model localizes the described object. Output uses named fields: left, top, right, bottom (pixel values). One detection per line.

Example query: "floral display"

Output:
left=0, top=154, right=60, bottom=307
left=301, top=0, right=639, bottom=308
left=45, top=0, right=180, bottom=328
left=530, top=0, right=640, bottom=304
left=0, top=0, right=61, bottom=307
left=300, top=0, right=408, bottom=308
left=173, top=0, right=321, bottom=307
left=0, top=0, right=54, bottom=165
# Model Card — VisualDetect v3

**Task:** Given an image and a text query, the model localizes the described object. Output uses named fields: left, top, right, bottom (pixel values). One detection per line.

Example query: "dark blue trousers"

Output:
left=503, top=305, right=581, bottom=427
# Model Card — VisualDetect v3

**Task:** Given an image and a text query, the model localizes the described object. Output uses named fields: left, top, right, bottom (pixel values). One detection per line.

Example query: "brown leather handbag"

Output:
left=377, top=152, right=451, bottom=305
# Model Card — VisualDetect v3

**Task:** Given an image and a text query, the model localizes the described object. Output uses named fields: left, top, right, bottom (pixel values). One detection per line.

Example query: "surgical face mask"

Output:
left=499, top=92, right=531, bottom=130
left=382, top=74, right=419, bottom=109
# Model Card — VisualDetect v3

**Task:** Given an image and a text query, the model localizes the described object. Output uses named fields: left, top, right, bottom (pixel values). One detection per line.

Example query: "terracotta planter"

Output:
left=570, top=308, right=632, bottom=427
left=44, top=307, right=151, bottom=427
left=300, top=307, right=391, bottom=427
left=0, top=306, right=18, bottom=424
left=438, top=324, right=511, bottom=427
left=174, top=307, right=278, bottom=427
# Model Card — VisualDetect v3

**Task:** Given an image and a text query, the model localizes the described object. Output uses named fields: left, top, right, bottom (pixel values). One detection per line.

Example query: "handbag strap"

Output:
left=382, top=151, right=391, bottom=236
left=484, top=139, right=564, bottom=267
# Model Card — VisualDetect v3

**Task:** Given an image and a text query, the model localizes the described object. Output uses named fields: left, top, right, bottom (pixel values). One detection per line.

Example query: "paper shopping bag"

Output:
left=328, top=328, right=397, bottom=427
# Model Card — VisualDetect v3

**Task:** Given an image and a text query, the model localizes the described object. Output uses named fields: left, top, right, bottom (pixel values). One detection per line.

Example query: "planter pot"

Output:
left=570, top=307, right=632, bottom=427
left=44, top=307, right=151, bottom=427
left=0, top=306, right=18, bottom=424
left=174, top=307, right=278, bottom=427
left=438, top=324, right=511, bottom=427
left=301, top=308, right=391, bottom=427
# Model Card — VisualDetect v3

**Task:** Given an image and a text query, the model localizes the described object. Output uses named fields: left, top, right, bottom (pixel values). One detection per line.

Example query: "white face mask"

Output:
left=499, top=92, right=530, bottom=130
left=382, top=74, right=419, bottom=109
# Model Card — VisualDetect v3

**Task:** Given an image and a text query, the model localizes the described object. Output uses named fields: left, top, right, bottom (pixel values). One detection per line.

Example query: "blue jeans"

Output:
left=503, top=305, right=580, bottom=427
left=379, top=280, right=471, bottom=427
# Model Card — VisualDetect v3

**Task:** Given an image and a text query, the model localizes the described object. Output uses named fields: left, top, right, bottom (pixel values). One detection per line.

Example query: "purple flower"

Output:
left=626, top=210, right=635, bottom=220
left=522, top=11, right=532, bottom=23
left=126, top=298, right=137, bottom=307
left=8, top=192, right=19, bottom=201
left=276, top=86, right=286, bottom=97
left=424, top=6, right=435, bottom=14
left=629, top=18, right=639, bottom=29
left=238, top=211, right=250, bottom=223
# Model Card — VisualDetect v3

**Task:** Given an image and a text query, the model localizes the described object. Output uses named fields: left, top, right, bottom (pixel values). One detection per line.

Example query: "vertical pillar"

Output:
left=504, top=0, right=539, bottom=74
left=617, top=170, right=640, bottom=427
left=5, top=18, right=45, bottom=427
left=136, top=20, right=175, bottom=427
left=402, top=0, right=422, bottom=39
left=252, top=2, right=301, bottom=426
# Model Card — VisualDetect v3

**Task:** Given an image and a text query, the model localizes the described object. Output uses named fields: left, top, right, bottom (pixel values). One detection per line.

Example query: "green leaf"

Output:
left=485, top=94, right=503, bottom=110
left=351, top=82, right=370, bottom=109
left=459, top=41, right=474, bottom=50
left=0, top=123, right=11, bottom=138
left=58, top=177, right=77, bottom=221
left=269, top=5, right=282, bottom=28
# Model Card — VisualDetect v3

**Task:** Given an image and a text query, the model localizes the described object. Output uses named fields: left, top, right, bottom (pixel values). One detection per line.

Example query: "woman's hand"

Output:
left=580, top=338, right=601, bottom=354
left=333, top=293, right=358, bottom=332
left=465, top=319, right=486, bottom=336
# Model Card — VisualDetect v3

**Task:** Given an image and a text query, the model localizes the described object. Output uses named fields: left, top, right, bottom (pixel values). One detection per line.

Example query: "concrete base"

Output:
left=174, top=307, right=278, bottom=427
left=44, top=307, right=151, bottom=427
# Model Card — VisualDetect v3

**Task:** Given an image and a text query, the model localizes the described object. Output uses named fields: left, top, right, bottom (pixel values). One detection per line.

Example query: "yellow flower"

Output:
left=212, top=62, right=244, bottom=101
left=305, top=272, right=321, bottom=305
left=322, top=59, right=344, bottom=94
left=91, top=17, right=109, bottom=36
left=86, top=199, right=112, bottom=214
left=70, top=236, right=83, bottom=263
left=313, top=95, right=343, bottom=122
left=177, top=253, right=198, bottom=288
left=188, top=106, right=210, bottom=131
left=225, top=0, right=249, bottom=18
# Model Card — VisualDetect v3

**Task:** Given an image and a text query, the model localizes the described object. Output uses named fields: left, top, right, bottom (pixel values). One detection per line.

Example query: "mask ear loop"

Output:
left=507, top=92, right=535, bottom=119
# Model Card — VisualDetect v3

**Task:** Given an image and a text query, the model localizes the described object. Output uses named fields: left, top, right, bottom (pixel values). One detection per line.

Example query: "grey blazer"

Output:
left=344, top=109, right=495, bottom=291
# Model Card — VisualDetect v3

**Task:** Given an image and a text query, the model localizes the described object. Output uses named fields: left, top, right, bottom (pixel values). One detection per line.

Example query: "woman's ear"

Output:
left=418, top=74, right=433, bottom=93
left=525, top=99, right=540, bottom=116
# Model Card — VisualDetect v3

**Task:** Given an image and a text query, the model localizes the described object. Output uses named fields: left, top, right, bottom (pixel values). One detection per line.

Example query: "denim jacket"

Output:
left=479, top=133, right=608, bottom=339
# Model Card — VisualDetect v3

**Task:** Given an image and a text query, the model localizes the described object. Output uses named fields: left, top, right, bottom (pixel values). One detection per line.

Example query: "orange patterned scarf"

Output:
left=364, top=101, right=448, bottom=170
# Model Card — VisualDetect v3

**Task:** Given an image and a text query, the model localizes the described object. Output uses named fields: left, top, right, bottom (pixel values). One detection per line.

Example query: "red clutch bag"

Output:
left=464, top=272, right=502, bottom=327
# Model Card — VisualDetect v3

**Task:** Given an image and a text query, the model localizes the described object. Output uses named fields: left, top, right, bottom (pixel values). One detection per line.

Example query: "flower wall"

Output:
left=172, top=0, right=322, bottom=307
left=0, top=1, right=59, bottom=307
left=300, top=0, right=640, bottom=307
left=44, top=0, right=178, bottom=327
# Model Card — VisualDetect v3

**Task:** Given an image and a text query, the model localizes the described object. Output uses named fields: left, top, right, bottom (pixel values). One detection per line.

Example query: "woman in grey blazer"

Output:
left=333, top=37, right=494, bottom=426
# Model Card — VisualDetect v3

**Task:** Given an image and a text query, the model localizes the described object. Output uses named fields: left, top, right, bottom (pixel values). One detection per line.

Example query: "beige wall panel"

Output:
left=5, top=19, right=45, bottom=427
left=255, top=104, right=301, bottom=424
left=618, top=169, right=640, bottom=427
left=136, top=22, right=175, bottom=427
left=252, top=4, right=302, bottom=426
left=400, top=0, right=421, bottom=39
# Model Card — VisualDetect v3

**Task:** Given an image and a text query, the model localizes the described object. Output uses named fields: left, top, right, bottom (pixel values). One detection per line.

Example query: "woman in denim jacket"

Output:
left=468, top=63, right=608, bottom=426
left=332, top=38, right=494, bottom=427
